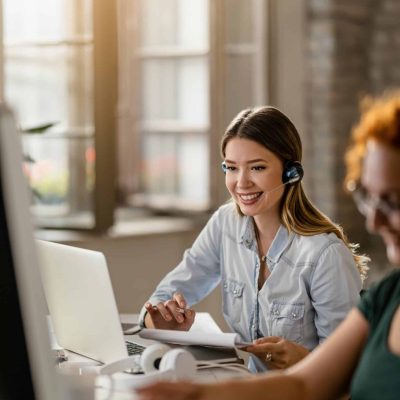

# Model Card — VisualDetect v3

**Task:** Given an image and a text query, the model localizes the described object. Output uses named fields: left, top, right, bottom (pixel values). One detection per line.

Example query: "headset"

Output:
left=98, top=343, right=196, bottom=384
left=221, top=160, right=304, bottom=185
left=94, top=344, right=197, bottom=398
left=281, top=160, right=304, bottom=185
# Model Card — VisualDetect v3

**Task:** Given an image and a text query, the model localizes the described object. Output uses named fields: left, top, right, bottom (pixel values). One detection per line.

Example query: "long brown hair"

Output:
left=222, top=106, right=369, bottom=281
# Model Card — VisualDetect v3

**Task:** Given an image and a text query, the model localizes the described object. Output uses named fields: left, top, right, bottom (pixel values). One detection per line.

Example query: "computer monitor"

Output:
left=0, top=104, right=61, bottom=399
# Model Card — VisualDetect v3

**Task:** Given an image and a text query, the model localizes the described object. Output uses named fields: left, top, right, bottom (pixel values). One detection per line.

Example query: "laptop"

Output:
left=36, top=240, right=242, bottom=368
left=36, top=240, right=147, bottom=365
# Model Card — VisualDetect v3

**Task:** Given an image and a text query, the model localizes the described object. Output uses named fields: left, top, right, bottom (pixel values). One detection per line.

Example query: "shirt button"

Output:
left=233, top=289, right=238, bottom=294
left=223, top=284, right=227, bottom=289
left=292, top=313, right=297, bottom=319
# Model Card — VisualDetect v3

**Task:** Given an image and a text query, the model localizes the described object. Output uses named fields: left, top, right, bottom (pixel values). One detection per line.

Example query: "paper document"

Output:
left=139, top=328, right=251, bottom=348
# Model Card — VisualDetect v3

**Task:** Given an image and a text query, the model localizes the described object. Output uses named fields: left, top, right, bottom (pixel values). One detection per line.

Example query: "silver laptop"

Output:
left=36, top=240, right=146, bottom=364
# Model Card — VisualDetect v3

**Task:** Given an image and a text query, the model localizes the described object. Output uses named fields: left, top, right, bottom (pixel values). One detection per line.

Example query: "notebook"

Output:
left=36, top=240, right=241, bottom=366
left=139, top=328, right=251, bottom=347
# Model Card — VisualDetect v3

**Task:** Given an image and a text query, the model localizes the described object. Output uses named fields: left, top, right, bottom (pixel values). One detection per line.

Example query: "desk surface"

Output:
left=57, top=313, right=250, bottom=400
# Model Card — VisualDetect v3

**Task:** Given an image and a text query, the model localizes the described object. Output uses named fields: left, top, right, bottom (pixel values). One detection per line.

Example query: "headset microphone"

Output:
left=261, top=181, right=289, bottom=196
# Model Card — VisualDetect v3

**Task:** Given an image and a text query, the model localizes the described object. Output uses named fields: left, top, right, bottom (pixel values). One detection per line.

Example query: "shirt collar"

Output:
left=239, top=216, right=257, bottom=250
left=267, top=224, right=293, bottom=263
left=239, top=216, right=294, bottom=263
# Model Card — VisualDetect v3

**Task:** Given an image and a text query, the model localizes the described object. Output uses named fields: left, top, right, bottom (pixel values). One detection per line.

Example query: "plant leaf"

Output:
left=22, top=122, right=58, bottom=134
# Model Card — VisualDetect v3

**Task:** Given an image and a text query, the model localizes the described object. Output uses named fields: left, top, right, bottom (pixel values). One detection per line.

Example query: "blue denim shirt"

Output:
left=139, top=203, right=362, bottom=372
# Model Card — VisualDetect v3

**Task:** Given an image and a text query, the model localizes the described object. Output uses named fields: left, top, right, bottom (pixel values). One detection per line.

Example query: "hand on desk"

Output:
left=144, top=292, right=196, bottom=331
left=243, top=336, right=310, bottom=369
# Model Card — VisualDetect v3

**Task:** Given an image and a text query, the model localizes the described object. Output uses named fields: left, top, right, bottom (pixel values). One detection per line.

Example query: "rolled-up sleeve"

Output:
left=310, top=241, right=362, bottom=342
left=138, top=208, right=223, bottom=327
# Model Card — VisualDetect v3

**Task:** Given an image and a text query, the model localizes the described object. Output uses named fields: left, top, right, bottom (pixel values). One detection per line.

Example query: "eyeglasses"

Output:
left=348, top=181, right=400, bottom=218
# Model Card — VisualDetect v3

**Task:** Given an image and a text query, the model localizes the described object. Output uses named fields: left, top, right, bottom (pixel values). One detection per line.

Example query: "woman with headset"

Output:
left=139, top=106, right=367, bottom=373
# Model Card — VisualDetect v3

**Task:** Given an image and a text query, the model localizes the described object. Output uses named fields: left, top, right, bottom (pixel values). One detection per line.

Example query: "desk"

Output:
left=57, top=313, right=250, bottom=400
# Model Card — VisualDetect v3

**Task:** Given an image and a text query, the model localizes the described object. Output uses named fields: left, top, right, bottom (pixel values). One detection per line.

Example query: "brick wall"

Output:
left=306, top=0, right=400, bottom=279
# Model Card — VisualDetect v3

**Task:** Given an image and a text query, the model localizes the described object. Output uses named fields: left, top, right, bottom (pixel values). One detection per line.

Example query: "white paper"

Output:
left=139, top=328, right=251, bottom=348
left=189, top=313, right=222, bottom=334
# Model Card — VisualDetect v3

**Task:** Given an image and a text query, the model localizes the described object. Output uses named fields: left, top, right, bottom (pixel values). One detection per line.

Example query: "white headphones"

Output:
left=98, top=343, right=197, bottom=391
left=140, top=343, right=197, bottom=378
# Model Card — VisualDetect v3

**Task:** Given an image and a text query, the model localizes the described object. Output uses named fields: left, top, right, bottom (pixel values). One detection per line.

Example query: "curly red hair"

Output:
left=345, top=91, right=400, bottom=190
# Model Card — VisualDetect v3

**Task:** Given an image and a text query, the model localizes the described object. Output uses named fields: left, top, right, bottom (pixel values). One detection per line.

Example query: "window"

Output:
left=2, top=0, right=116, bottom=231
left=2, top=0, right=268, bottom=230
left=118, top=0, right=268, bottom=212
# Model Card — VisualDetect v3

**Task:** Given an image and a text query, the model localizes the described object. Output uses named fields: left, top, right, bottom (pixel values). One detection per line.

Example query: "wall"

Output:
left=307, top=0, right=374, bottom=225
left=306, top=0, right=400, bottom=283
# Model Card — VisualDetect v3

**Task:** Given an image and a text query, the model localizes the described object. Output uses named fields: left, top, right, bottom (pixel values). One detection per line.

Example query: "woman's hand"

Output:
left=144, top=292, right=195, bottom=331
left=243, top=336, right=310, bottom=369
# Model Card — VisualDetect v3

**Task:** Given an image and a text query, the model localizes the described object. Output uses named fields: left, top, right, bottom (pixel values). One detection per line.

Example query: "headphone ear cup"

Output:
left=221, top=162, right=227, bottom=175
left=141, top=343, right=171, bottom=374
left=282, top=161, right=304, bottom=184
left=159, top=349, right=197, bottom=380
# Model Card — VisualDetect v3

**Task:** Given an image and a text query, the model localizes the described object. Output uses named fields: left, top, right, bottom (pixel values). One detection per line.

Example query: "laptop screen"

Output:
left=36, top=240, right=129, bottom=364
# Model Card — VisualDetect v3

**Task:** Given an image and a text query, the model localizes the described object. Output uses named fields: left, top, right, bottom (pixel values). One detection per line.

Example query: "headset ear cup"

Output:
left=282, top=161, right=304, bottom=184
left=141, top=343, right=171, bottom=373
left=221, top=162, right=227, bottom=175
left=159, top=349, right=197, bottom=380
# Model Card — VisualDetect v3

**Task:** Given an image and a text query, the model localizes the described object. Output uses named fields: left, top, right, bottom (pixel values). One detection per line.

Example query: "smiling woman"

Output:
left=139, top=105, right=368, bottom=373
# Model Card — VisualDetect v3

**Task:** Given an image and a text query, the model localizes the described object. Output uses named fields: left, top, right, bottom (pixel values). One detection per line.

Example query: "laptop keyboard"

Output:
left=124, top=341, right=145, bottom=374
left=125, top=341, right=145, bottom=356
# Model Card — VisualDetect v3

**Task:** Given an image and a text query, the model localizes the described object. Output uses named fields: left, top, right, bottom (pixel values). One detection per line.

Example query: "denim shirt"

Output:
left=139, top=203, right=362, bottom=372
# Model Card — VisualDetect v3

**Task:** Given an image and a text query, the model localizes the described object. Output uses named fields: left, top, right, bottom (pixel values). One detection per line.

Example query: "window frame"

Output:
left=92, top=0, right=117, bottom=232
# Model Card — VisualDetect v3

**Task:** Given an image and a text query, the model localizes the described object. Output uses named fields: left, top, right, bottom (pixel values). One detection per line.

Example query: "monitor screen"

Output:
left=0, top=104, right=60, bottom=399
left=0, top=163, right=35, bottom=398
